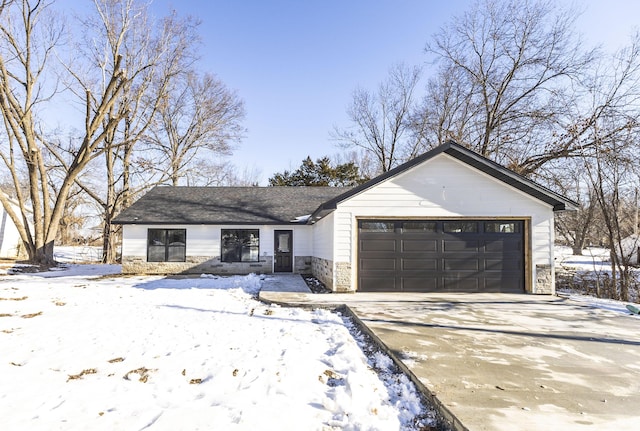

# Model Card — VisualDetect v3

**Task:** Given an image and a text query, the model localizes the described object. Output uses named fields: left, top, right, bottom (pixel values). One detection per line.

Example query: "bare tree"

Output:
left=332, top=63, right=422, bottom=173
left=574, top=36, right=640, bottom=300
left=418, top=0, right=594, bottom=174
left=583, top=135, right=637, bottom=300
left=0, top=0, right=129, bottom=264
left=0, top=0, right=205, bottom=264
left=551, top=162, right=599, bottom=255
left=74, top=0, right=197, bottom=263
left=144, top=71, right=245, bottom=186
left=411, top=63, right=481, bottom=148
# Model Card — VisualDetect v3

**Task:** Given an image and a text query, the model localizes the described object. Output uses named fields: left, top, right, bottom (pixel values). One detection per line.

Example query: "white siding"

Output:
left=332, top=153, right=556, bottom=291
left=292, top=226, right=313, bottom=256
left=334, top=211, right=352, bottom=262
left=122, top=225, right=217, bottom=258
left=312, top=212, right=334, bottom=261
left=121, top=224, right=313, bottom=260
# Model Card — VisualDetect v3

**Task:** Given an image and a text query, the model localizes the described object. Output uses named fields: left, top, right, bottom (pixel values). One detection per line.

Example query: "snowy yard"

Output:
left=556, top=246, right=640, bottom=302
left=0, top=264, right=435, bottom=431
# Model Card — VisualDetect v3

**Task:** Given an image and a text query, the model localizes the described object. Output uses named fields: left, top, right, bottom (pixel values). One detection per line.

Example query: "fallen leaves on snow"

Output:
left=123, top=367, right=154, bottom=383
left=67, top=368, right=98, bottom=382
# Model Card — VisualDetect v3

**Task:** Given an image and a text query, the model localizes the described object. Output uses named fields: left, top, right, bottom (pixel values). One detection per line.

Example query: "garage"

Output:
left=358, top=219, right=525, bottom=293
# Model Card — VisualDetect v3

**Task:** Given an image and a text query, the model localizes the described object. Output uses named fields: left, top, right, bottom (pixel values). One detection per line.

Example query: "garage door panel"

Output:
left=485, top=257, right=522, bottom=270
left=402, top=277, right=438, bottom=291
left=402, top=259, right=437, bottom=271
left=443, top=277, right=479, bottom=291
left=484, top=239, right=522, bottom=252
left=402, top=239, right=437, bottom=252
left=444, top=258, right=479, bottom=271
left=443, top=240, right=480, bottom=252
left=360, top=258, right=396, bottom=270
left=359, top=239, right=396, bottom=252
left=483, top=277, right=523, bottom=293
left=484, top=259, right=524, bottom=271
left=360, top=276, right=397, bottom=292
left=484, top=259, right=503, bottom=270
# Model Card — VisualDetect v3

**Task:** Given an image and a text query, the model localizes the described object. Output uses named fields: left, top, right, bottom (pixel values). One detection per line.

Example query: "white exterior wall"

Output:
left=292, top=225, right=313, bottom=257
left=121, top=224, right=313, bottom=270
left=122, top=225, right=218, bottom=258
left=332, top=154, right=556, bottom=292
left=312, top=212, right=334, bottom=261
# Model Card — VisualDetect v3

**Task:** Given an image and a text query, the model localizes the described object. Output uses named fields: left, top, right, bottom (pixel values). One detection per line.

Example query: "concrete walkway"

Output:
left=260, top=274, right=312, bottom=293
left=259, top=276, right=640, bottom=431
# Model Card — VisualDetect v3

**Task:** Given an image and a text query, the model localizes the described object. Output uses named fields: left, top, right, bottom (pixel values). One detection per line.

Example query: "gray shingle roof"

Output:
left=112, top=186, right=351, bottom=225
left=113, top=142, right=577, bottom=227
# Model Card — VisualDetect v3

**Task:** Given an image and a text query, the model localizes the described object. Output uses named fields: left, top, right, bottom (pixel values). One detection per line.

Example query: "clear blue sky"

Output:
left=64, top=1, right=640, bottom=184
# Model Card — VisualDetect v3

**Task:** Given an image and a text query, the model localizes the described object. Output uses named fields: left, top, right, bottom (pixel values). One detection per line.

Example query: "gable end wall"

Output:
left=329, top=154, right=556, bottom=293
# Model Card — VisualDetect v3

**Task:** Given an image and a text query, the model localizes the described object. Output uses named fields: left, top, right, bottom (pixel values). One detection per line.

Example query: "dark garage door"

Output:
left=358, top=220, right=524, bottom=293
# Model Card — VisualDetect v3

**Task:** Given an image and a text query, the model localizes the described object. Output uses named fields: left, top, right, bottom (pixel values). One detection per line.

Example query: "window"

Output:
left=485, top=222, right=520, bottom=233
left=402, top=221, right=437, bottom=232
left=443, top=222, right=478, bottom=233
left=221, top=229, right=259, bottom=262
left=147, top=229, right=186, bottom=262
left=360, top=221, right=395, bottom=232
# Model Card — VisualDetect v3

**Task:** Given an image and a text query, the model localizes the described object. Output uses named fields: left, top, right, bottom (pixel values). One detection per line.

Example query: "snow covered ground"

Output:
left=556, top=246, right=612, bottom=272
left=556, top=246, right=640, bottom=303
left=0, top=263, right=435, bottom=431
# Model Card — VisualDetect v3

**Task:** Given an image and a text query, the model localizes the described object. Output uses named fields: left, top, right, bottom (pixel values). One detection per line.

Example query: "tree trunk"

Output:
left=32, top=241, right=56, bottom=266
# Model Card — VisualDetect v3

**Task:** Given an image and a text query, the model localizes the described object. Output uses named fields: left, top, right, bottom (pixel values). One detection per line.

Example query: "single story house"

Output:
left=112, top=141, right=577, bottom=294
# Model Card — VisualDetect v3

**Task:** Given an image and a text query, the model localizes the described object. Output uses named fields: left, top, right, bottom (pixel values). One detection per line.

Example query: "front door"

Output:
left=274, top=230, right=293, bottom=272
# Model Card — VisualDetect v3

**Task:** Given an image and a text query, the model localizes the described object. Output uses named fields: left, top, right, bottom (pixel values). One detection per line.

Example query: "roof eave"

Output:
left=112, top=220, right=305, bottom=226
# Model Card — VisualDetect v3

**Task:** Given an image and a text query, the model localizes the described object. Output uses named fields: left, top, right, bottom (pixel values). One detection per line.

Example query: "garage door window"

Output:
left=443, top=222, right=478, bottom=233
left=402, top=221, right=437, bottom=232
left=485, top=222, right=519, bottom=233
left=360, top=221, right=395, bottom=232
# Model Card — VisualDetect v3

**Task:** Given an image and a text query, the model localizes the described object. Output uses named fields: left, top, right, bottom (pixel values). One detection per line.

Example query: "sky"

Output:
left=61, top=0, right=640, bottom=185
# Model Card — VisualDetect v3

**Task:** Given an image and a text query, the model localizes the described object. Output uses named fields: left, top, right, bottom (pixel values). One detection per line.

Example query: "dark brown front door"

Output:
left=274, top=230, right=293, bottom=272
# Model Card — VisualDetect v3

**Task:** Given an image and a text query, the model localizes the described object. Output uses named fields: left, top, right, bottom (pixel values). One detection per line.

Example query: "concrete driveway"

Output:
left=260, top=284, right=640, bottom=431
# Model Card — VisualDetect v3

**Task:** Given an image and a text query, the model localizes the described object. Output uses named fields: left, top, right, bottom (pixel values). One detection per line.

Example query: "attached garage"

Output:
left=358, top=219, right=524, bottom=292
left=311, top=141, right=577, bottom=294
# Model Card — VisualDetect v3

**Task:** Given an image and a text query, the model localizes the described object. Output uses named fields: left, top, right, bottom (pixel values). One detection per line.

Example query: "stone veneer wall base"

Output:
left=334, top=261, right=353, bottom=292
left=122, top=256, right=273, bottom=275
left=535, top=264, right=554, bottom=294
left=311, top=256, right=333, bottom=291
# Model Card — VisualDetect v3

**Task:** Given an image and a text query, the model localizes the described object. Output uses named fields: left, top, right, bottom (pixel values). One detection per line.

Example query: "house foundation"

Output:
left=121, top=256, right=273, bottom=275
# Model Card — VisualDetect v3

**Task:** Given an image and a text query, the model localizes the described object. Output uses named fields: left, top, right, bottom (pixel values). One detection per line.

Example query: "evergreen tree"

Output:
left=268, top=156, right=369, bottom=187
